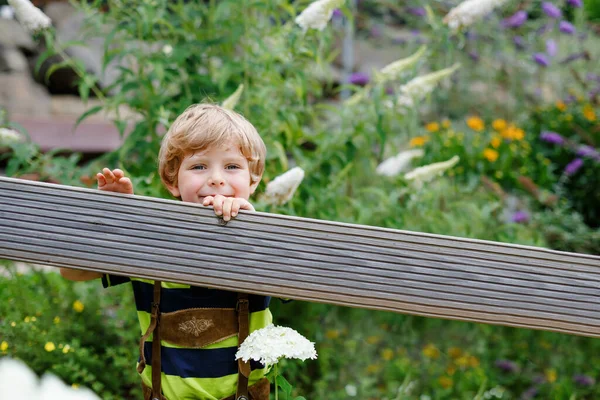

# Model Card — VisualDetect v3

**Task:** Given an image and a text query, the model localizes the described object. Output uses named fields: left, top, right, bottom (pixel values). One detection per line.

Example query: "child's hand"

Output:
left=97, top=168, right=134, bottom=195
left=202, top=195, right=254, bottom=222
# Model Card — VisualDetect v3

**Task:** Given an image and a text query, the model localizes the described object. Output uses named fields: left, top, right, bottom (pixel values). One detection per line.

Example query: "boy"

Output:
left=60, top=104, right=271, bottom=400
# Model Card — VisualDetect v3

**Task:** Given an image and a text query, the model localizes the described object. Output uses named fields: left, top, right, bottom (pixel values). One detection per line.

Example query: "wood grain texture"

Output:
left=1, top=176, right=599, bottom=337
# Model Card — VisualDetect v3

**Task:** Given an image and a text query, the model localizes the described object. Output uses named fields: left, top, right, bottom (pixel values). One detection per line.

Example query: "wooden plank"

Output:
left=0, top=176, right=599, bottom=338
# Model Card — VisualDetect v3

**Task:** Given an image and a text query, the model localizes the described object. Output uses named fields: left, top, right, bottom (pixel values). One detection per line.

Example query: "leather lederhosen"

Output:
left=137, top=281, right=269, bottom=400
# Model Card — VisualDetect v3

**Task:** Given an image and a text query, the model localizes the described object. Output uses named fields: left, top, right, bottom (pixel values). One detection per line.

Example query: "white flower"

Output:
left=376, top=149, right=424, bottom=177
left=443, top=0, right=509, bottom=31
left=395, top=63, right=460, bottom=108
left=0, top=358, right=100, bottom=400
left=262, top=166, right=305, bottom=206
left=375, top=46, right=427, bottom=84
left=404, top=155, right=460, bottom=189
left=221, top=84, right=244, bottom=110
left=0, top=127, right=22, bottom=147
left=295, top=0, right=345, bottom=32
left=0, top=5, right=15, bottom=19
left=7, top=0, right=52, bottom=34
left=345, top=384, right=357, bottom=397
left=162, top=45, right=173, bottom=56
left=235, top=324, right=317, bottom=366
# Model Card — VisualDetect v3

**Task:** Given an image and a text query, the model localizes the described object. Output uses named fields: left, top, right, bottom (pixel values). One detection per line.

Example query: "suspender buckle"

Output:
left=236, top=396, right=249, bottom=400
left=236, top=298, right=249, bottom=312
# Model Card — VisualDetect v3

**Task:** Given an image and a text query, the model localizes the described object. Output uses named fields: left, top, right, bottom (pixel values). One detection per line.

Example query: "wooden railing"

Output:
left=0, top=176, right=599, bottom=338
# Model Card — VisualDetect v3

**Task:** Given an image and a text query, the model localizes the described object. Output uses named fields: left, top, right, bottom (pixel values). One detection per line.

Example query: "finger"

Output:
left=230, top=200, right=241, bottom=218
left=212, top=195, right=225, bottom=215
left=113, top=169, right=124, bottom=179
left=202, top=196, right=214, bottom=206
left=239, top=200, right=255, bottom=212
left=97, top=173, right=106, bottom=188
left=222, top=197, right=234, bottom=221
left=102, top=168, right=115, bottom=184
left=120, top=177, right=133, bottom=192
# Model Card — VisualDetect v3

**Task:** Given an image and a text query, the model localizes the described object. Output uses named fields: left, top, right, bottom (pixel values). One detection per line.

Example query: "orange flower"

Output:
left=466, top=116, right=485, bottom=131
left=483, top=148, right=499, bottom=162
left=438, top=376, right=453, bottom=389
left=490, top=136, right=502, bottom=149
left=492, top=119, right=507, bottom=131
left=423, top=343, right=440, bottom=359
left=500, top=124, right=525, bottom=141
left=425, top=122, right=440, bottom=132
left=583, top=104, right=596, bottom=121
left=556, top=101, right=566, bottom=111
left=448, top=347, right=463, bottom=359
left=409, top=136, right=429, bottom=147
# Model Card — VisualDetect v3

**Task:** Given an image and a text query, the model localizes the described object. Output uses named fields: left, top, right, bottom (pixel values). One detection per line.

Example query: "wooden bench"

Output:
left=0, top=176, right=599, bottom=338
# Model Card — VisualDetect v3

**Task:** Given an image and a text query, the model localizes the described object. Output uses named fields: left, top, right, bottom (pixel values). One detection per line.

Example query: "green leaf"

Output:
left=45, top=60, right=72, bottom=83
left=34, top=48, right=56, bottom=75
left=75, top=106, right=103, bottom=129
left=275, top=375, right=292, bottom=397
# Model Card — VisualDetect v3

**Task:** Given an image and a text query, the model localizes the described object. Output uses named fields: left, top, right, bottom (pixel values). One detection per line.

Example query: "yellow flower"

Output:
left=466, top=116, right=485, bottom=131
left=438, top=376, right=453, bottom=389
left=44, top=342, right=56, bottom=352
left=446, top=365, right=456, bottom=375
left=366, top=364, right=381, bottom=374
left=325, top=330, right=339, bottom=339
left=409, top=136, right=429, bottom=147
left=483, top=148, right=499, bottom=162
left=63, top=344, right=71, bottom=354
left=381, top=348, right=394, bottom=361
left=545, top=368, right=557, bottom=383
left=492, top=119, right=507, bottom=131
left=456, top=355, right=470, bottom=367
left=31, top=317, right=36, bottom=322
left=441, top=119, right=451, bottom=128
left=469, top=355, right=480, bottom=368
left=73, top=300, right=85, bottom=313
left=72, top=384, right=80, bottom=389
left=24, top=316, right=30, bottom=323
left=448, top=347, right=462, bottom=359
left=490, top=136, right=502, bottom=149
left=0, top=341, right=8, bottom=351
left=366, top=335, right=381, bottom=345
left=53, top=316, right=60, bottom=324
left=10, top=322, right=16, bottom=327
left=583, top=105, right=596, bottom=121
left=556, top=101, right=566, bottom=111
left=425, top=122, right=440, bottom=132
left=423, top=343, right=440, bottom=359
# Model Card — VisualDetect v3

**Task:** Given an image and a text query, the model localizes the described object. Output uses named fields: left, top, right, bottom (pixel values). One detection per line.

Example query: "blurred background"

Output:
left=0, top=0, right=599, bottom=399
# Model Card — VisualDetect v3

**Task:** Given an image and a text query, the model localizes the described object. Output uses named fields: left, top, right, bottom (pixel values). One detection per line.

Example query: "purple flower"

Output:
left=533, top=53, right=550, bottom=67
left=348, top=72, right=369, bottom=86
left=513, top=35, right=527, bottom=50
left=332, top=9, right=343, bottom=19
left=573, top=374, right=596, bottom=387
left=576, top=145, right=600, bottom=161
left=546, top=39, right=558, bottom=57
left=521, top=386, right=538, bottom=400
left=502, top=11, right=528, bottom=28
left=511, top=211, right=530, bottom=223
left=567, top=0, right=583, bottom=7
left=559, top=20, right=576, bottom=34
left=564, top=158, right=584, bottom=176
left=540, top=131, right=565, bottom=145
left=495, top=359, right=520, bottom=373
left=542, top=2, right=562, bottom=19
left=469, top=50, right=480, bottom=61
left=407, top=7, right=426, bottom=17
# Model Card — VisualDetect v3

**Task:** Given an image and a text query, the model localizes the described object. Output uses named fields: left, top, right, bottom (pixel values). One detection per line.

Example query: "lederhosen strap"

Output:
left=236, top=293, right=250, bottom=400
left=137, top=283, right=253, bottom=400
left=137, top=281, right=164, bottom=400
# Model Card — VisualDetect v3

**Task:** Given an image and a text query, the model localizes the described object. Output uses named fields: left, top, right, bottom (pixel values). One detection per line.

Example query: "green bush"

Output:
left=0, top=264, right=141, bottom=400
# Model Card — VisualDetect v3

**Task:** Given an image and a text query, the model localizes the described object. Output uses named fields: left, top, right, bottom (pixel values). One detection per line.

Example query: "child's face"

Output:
left=167, top=140, right=258, bottom=203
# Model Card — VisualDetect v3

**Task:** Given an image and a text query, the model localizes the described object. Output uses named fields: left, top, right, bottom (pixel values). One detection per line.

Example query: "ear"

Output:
left=249, top=178, right=261, bottom=195
left=166, top=184, right=180, bottom=198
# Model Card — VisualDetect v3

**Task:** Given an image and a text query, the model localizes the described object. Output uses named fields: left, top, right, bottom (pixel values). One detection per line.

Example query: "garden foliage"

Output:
left=0, top=0, right=599, bottom=398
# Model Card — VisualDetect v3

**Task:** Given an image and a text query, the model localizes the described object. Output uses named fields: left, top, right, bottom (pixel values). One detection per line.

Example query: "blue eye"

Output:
left=226, top=165, right=240, bottom=170
left=192, top=165, right=206, bottom=170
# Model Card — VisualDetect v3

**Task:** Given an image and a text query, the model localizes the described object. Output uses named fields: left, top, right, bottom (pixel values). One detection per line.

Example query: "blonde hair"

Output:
left=159, top=103, right=266, bottom=190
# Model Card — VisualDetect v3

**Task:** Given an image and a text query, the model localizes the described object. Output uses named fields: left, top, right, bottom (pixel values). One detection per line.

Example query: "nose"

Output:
left=208, top=173, right=225, bottom=187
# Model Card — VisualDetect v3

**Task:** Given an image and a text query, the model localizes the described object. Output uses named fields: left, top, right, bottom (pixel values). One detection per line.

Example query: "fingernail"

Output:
left=232, top=212, right=237, bottom=217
